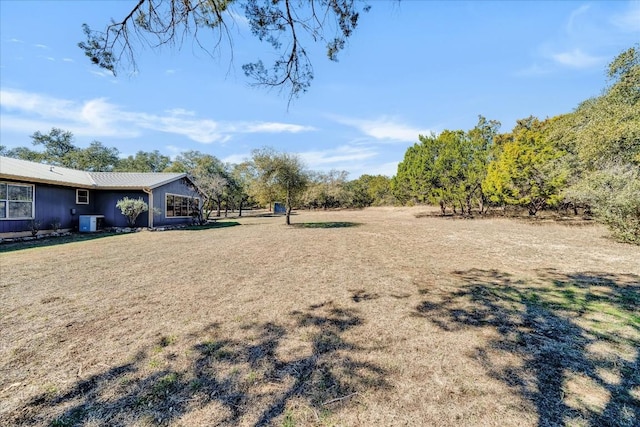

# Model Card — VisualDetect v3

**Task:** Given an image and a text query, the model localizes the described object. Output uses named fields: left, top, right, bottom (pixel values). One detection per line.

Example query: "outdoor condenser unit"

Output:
left=79, top=215, right=104, bottom=232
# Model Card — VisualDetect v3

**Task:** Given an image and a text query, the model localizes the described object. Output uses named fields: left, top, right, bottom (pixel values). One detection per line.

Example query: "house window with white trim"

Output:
left=166, top=194, right=199, bottom=218
left=0, top=182, right=35, bottom=219
left=76, top=189, right=89, bottom=204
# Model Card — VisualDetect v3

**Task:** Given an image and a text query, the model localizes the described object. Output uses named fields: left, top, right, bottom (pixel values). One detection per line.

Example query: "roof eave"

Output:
left=0, top=174, right=94, bottom=189
left=147, top=173, right=188, bottom=189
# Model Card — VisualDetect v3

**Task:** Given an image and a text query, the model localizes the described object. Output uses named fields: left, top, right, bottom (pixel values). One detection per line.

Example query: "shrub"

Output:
left=566, top=165, right=640, bottom=244
left=51, top=218, right=61, bottom=232
left=115, top=197, right=149, bottom=227
left=29, top=220, right=40, bottom=236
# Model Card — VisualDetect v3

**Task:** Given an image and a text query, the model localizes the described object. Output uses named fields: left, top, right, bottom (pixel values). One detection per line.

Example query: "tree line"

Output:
left=392, top=45, right=639, bottom=243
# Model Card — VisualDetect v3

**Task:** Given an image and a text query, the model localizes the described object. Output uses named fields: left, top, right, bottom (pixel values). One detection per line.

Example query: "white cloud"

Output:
left=89, top=69, right=114, bottom=78
left=551, top=49, right=605, bottom=68
left=165, top=108, right=195, bottom=116
left=331, top=115, right=430, bottom=142
left=222, top=153, right=250, bottom=164
left=77, top=98, right=129, bottom=137
left=228, top=9, right=250, bottom=28
left=296, top=145, right=402, bottom=178
left=10, top=38, right=24, bottom=43
left=165, top=69, right=177, bottom=74
left=1, top=89, right=75, bottom=118
left=521, top=3, right=637, bottom=76
left=62, top=58, right=74, bottom=62
left=33, top=44, right=48, bottom=49
left=0, top=89, right=315, bottom=144
left=348, top=161, right=398, bottom=178
left=365, top=121, right=428, bottom=141
left=223, top=147, right=385, bottom=173
left=567, top=4, right=591, bottom=35
left=142, top=115, right=229, bottom=144
left=1, top=116, right=73, bottom=137
left=245, top=122, right=315, bottom=133
left=299, top=145, right=378, bottom=168
left=611, top=2, right=640, bottom=32
left=165, top=145, right=183, bottom=157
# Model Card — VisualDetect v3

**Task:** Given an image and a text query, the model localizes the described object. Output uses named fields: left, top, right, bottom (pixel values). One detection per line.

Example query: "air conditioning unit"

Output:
left=79, top=215, right=104, bottom=232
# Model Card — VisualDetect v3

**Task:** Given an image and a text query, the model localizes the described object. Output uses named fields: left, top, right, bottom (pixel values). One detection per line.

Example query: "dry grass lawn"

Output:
left=1, top=207, right=638, bottom=426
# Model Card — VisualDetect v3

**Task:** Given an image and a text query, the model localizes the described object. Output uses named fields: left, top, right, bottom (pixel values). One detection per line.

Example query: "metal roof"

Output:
left=0, top=156, right=188, bottom=189
left=89, top=172, right=187, bottom=189
left=0, top=156, right=95, bottom=187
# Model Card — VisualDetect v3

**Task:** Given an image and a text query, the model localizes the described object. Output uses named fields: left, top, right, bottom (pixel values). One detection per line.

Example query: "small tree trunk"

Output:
left=286, top=189, right=292, bottom=225
left=216, top=198, right=221, bottom=217
left=204, top=203, right=211, bottom=221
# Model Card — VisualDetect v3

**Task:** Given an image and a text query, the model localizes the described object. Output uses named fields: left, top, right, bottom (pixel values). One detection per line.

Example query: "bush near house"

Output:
left=116, top=197, right=149, bottom=227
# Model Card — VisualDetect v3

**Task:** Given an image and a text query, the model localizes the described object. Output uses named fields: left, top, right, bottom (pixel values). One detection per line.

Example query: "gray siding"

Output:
left=94, top=191, right=148, bottom=228
left=152, top=178, right=199, bottom=227
left=1, top=176, right=200, bottom=234
left=0, top=181, right=95, bottom=234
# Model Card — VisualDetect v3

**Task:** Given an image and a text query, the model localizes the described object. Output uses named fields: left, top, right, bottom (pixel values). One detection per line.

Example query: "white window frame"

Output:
left=0, top=182, right=35, bottom=220
left=165, top=193, right=200, bottom=218
left=76, top=189, right=89, bottom=205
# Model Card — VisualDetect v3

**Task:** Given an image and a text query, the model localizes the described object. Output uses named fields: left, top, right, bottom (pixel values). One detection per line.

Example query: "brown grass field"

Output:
left=1, top=207, right=638, bottom=427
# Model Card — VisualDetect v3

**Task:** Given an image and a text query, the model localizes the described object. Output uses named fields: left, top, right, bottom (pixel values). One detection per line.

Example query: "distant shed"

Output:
left=274, top=202, right=286, bottom=214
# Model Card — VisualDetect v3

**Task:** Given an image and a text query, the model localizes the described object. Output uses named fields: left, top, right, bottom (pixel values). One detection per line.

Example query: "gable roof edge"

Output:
left=146, top=173, right=189, bottom=189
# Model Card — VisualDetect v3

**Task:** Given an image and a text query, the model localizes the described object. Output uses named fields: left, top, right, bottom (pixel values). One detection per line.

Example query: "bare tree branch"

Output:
left=79, top=0, right=369, bottom=99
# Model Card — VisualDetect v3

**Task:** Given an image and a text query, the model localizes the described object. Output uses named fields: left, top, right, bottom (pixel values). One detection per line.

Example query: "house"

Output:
left=0, top=156, right=202, bottom=237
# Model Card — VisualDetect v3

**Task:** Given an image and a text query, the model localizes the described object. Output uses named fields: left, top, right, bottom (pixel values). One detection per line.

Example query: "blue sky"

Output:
left=1, top=1, right=639, bottom=178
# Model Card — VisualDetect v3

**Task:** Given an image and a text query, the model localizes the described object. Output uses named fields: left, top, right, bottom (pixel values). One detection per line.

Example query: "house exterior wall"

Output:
left=152, top=178, right=200, bottom=227
left=93, top=191, right=148, bottom=228
left=0, top=181, right=95, bottom=234
left=0, top=176, right=200, bottom=235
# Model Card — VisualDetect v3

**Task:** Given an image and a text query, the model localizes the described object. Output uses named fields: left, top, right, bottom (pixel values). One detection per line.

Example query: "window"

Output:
left=0, top=182, right=34, bottom=219
left=76, top=189, right=89, bottom=204
left=166, top=194, right=199, bottom=218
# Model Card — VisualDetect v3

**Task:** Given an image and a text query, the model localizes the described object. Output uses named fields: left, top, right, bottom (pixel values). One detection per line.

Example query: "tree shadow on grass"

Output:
left=182, top=221, right=240, bottom=231
left=0, top=222, right=242, bottom=253
left=349, top=289, right=380, bottom=303
left=291, top=222, right=361, bottom=229
left=248, top=213, right=285, bottom=218
left=0, top=232, right=125, bottom=253
left=9, top=302, right=388, bottom=426
left=413, top=268, right=639, bottom=427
